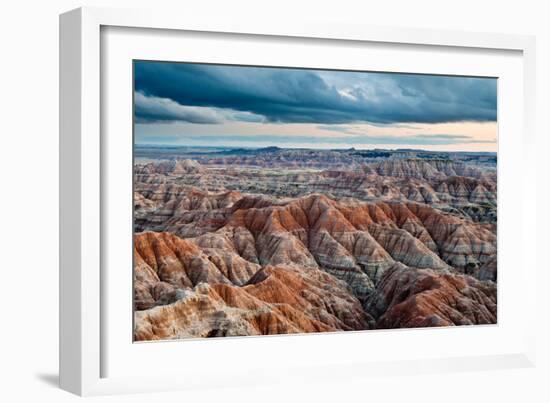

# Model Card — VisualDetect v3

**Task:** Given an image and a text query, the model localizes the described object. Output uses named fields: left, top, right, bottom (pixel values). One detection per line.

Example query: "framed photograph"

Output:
left=60, top=6, right=537, bottom=396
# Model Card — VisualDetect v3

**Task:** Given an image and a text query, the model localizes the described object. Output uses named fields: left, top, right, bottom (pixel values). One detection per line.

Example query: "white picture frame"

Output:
left=59, top=6, right=537, bottom=396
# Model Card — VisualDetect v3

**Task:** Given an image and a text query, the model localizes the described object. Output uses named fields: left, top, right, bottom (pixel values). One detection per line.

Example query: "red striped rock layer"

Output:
left=134, top=232, right=372, bottom=340
left=366, top=263, right=496, bottom=327
left=137, top=191, right=496, bottom=293
left=134, top=231, right=496, bottom=340
left=221, top=194, right=494, bottom=279
left=133, top=191, right=497, bottom=340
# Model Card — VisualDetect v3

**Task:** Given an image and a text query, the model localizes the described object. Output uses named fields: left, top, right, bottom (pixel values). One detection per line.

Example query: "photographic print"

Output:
left=133, top=61, right=497, bottom=341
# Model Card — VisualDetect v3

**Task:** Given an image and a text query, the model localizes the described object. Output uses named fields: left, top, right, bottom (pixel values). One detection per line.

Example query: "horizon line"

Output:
left=134, top=143, right=497, bottom=154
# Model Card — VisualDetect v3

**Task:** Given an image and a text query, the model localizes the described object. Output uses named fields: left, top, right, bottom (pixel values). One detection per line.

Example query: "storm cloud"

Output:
left=134, top=61, right=497, bottom=125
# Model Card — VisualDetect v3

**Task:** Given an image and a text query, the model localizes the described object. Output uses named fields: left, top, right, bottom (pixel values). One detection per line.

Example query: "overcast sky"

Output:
left=134, top=61, right=497, bottom=152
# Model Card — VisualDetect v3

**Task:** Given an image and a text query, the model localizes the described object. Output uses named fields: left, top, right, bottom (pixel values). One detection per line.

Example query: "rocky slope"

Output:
left=366, top=263, right=496, bottom=327
left=134, top=232, right=372, bottom=340
left=134, top=192, right=497, bottom=340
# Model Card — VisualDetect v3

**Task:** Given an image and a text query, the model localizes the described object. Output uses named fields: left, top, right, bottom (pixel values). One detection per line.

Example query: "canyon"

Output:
left=133, top=146, right=497, bottom=341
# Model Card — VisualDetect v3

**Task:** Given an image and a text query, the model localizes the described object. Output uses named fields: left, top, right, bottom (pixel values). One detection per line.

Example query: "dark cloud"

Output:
left=134, top=61, right=497, bottom=125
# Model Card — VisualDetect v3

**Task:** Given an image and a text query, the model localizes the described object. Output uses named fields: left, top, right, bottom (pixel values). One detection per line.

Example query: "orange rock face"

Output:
left=366, top=263, right=496, bottom=327
left=134, top=232, right=372, bottom=340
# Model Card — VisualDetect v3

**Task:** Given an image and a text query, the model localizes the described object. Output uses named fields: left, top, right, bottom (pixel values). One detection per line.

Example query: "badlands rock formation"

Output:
left=366, top=263, right=496, bottom=327
left=133, top=148, right=497, bottom=340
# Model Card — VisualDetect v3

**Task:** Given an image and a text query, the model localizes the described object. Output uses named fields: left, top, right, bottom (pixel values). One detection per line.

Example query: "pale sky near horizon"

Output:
left=134, top=61, right=497, bottom=152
